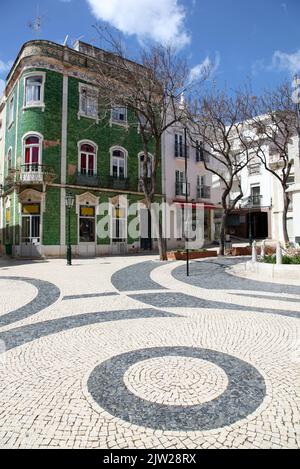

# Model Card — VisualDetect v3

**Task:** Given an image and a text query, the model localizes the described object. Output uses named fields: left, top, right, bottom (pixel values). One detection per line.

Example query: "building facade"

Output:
left=229, top=136, right=300, bottom=246
left=162, top=123, right=223, bottom=250
left=0, top=40, right=163, bottom=258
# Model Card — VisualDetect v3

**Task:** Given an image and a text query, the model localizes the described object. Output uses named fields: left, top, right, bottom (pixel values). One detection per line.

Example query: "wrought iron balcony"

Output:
left=175, top=181, right=190, bottom=196
left=76, top=172, right=100, bottom=187
left=248, top=194, right=262, bottom=207
left=101, top=176, right=130, bottom=191
left=197, top=185, right=211, bottom=199
left=138, top=177, right=152, bottom=193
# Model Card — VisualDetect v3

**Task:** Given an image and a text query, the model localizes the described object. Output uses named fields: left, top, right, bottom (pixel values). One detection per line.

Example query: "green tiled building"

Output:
left=0, top=40, right=163, bottom=257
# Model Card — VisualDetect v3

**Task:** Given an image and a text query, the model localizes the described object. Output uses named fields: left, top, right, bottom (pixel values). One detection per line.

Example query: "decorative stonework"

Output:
left=87, top=346, right=266, bottom=431
left=19, top=188, right=46, bottom=212
left=123, top=356, right=228, bottom=406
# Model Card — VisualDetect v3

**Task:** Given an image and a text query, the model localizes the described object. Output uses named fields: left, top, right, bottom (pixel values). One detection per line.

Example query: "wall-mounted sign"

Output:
left=80, top=206, right=95, bottom=217
left=22, top=204, right=40, bottom=215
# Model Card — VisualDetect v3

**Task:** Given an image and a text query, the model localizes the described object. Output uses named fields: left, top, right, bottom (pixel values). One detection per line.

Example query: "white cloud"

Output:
left=189, top=52, right=220, bottom=81
left=86, top=0, right=191, bottom=49
left=0, top=79, right=5, bottom=96
left=0, top=59, right=13, bottom=73
left=272, top=48, right=300, bottom=75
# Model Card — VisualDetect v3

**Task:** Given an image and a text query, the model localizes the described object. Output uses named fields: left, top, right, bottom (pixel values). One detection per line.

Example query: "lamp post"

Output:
left=65, top=192, right=75, bottom=265
left=248, top=196, right=253, bottom=247
left=184, top=126, right=190, bottom=276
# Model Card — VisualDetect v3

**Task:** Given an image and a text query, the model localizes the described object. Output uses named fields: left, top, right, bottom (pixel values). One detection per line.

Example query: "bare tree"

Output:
left=246, top=81, right=298, bottom=247
left=91, top=25, right=208, bottom=260
left=188, top=88, right=254, bottom=255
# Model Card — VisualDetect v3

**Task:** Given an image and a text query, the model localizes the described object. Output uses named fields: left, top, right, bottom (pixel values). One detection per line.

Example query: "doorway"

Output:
left=21, top=203, right=41, bottom=257
left=140, top=209, right=153, bottom=251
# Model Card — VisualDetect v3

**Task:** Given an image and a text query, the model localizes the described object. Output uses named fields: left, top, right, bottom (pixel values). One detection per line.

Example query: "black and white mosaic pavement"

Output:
left=0, top=256, right=299, bottom=449
left=0, top=276, right=61, bottom=327
left=87, top=346, right=266, bottom=431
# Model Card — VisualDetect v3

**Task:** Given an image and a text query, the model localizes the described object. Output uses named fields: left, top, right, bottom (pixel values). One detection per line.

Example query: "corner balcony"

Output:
left=197, top=185, right=211, bottom=199
left=4, top=164, right=56, bottom=190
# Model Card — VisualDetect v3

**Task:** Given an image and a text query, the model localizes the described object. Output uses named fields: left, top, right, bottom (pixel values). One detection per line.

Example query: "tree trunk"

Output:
left=219, top=211, right=228, bottom=256
left=282, top=192, right=290, bottom=248
left=150, top=206, right=167, bottom=261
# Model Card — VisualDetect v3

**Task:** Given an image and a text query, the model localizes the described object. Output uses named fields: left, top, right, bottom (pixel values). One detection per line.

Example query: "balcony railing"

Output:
left=76, top=172, right=100, bottom=187
left=197, top=185, right=211, bottom=199
left=138, top=177, right=152, bottom=193
left=248, top=164, right=261, bottom=175
left=248, top=194, right=262, bottom=207
left=5, top=165, right=56, bottom=189
left=175, top=181, right=190, bottom=196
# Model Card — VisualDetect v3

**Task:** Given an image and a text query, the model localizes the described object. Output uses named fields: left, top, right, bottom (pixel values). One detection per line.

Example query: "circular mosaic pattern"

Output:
left=0, top=276, right=61, bottom=327
left=87, top=346, right=266, bottom=431
left=0, top=279, right=37, bottom=316
left=123, top=356, right=228, bottom=406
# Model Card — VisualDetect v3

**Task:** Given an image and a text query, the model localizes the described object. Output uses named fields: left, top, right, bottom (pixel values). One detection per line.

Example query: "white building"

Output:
left=162, top=122, right=223, bottom=250
left=229, top=135, right=300, bottom=246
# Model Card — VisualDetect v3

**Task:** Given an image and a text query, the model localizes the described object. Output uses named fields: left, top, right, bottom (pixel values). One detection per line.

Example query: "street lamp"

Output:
left=179, top=94, right=190, bottom=277
left=65, top=192, right=75, bottom=265
left=246, top=195, right=253, bottom=246
left=184, top=126, right=190, bottom=276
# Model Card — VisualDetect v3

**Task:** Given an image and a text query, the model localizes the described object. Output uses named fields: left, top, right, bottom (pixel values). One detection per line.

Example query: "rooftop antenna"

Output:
left=28, top=5, right=43, bottom=39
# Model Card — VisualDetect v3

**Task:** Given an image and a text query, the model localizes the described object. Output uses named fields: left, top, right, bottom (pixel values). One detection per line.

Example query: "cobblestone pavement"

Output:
left=0, top=255, right=299, bottom=449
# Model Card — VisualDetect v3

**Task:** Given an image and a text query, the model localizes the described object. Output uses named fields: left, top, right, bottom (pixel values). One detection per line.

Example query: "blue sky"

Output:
left=0, top=0, right=300, bottom=96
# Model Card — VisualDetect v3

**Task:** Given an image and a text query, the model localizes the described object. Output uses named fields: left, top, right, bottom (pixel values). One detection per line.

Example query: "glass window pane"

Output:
left=26, top=136, right=39, bottom=145
left=31, top=146, right=39, bottom=163
left=81, top=153, right=86, bottom=173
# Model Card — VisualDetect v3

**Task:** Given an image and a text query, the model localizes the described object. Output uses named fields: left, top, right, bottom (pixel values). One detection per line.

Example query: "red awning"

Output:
left=173, top=201, right=221, bottom=210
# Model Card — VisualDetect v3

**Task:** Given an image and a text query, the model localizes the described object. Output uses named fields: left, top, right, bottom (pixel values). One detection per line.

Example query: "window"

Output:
left=24, top=75, right=44, bottom=107
left=23, top=135, right=41, bottom=171
left=250, top=185, right=261, bottom=206
left=79, top=206, right=96, bottom=243
left=139, top=154, right=152, bottom=178
left=79, top=84, right=98, bottom=119
left=79, top=143, right=96, bottom=176
left=112, top=204, right=127, bottom=243
left=111, top=106, right=127, bottom=124
left=175, top=134, right=189, bottom=157
left=175, top=170, right=189, bottom=196
left=8, top=95, right=14, bottom=127
left=196, top=141, right=205, bottom=162
left=7, top=148, right=12, bottom=171
left=111, top=149, right=126, bottom=179
left=197, top=175, right=210, bottom=198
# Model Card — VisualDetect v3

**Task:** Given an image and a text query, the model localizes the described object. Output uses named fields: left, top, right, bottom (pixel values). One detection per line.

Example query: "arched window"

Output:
left=139, top=153, right=152, bottom=178
left=23, top=135, right=41, bottom=172
left=7, top=148, right=12, bottom=171
left=79, top=143, right=96, bottom=176
left=111, top=148, right=126, bottom=179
